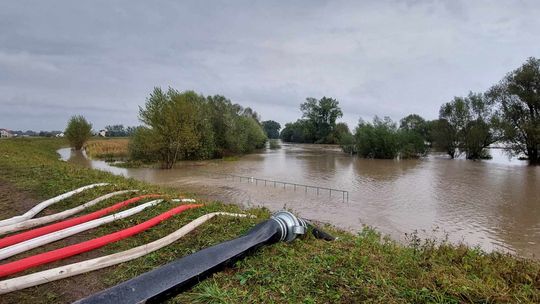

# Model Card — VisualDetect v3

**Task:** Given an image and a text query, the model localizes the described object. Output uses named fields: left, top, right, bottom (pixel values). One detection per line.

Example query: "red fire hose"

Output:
left=0, top=195, right=161, bottom=249
left=0, top=203, right=202, bottom=278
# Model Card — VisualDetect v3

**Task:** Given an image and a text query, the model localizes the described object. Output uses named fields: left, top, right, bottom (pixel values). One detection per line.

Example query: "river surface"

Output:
left=58, top=143, right=540, bottom=258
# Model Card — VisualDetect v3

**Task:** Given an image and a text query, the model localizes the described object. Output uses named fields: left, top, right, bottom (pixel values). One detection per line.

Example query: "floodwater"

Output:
left=58, top=143, right=540, bottom=258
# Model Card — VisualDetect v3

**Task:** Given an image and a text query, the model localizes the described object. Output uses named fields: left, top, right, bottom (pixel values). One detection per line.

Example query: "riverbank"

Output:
left=0, top=138, right=539, bottom=303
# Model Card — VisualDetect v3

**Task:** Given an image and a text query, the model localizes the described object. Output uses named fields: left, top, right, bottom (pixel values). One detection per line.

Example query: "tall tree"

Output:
left=398, top=114, right=429, bottom=158
left=487, top=57, right=540, bottom=165
left=261, top=120, right=281, bottom=139
left=463, top=93, right=499, bottom=159
left=436, top=92, right=496, bottom=159
left=437, top=97, right=469, bottom=158
left=430, top=119, right=459, bottom=158
left=400, top=114, right=429, bottom=140
left=300, top=97, right=343, bottom=143
left=242, top=107, right=261, bottom=123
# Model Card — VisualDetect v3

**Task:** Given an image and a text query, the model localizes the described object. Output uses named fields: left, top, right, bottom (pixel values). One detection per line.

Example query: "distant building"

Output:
left=98, top=129, right=107, bottom=137
left=0, top=129, right=13, bottom=138
left=55, top=132, right=65, bottom=138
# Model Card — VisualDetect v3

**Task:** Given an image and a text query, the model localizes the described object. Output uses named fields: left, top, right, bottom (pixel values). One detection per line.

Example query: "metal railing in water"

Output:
left=202, top=171, right=349, bottom=202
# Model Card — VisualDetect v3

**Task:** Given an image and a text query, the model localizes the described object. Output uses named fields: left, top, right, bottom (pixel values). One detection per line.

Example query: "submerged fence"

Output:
left=202, top=171, right=349, bottom=202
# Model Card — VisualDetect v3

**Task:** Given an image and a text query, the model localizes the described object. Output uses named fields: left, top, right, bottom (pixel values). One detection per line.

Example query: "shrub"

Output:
left=354, top=117, right=400, bottom=159
left=347, top=116, right=428, bottom=159
left=130, top=88, right=267, bottom=168
left=65, top=115, right=92, bottom=150
left=398, top=130, right=428, bottom=159
left=128, top=126, right=161, bottom=163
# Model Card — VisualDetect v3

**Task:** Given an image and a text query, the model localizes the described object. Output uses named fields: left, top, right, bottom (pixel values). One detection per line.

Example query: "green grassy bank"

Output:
left=0, top=138, right=538, bottom=303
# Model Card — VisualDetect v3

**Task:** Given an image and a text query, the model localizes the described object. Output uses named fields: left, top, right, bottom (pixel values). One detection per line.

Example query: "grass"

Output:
left=84, top=138, right=129, bottom=160
left=0, top=137, right=539, bottom=303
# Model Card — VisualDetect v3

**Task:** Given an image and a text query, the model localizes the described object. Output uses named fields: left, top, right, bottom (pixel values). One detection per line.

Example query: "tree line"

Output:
left=129, top=88, right=267, bottom=168
left=280, top=57, right=540, bottom=165
left=103, top=125, right=137, bottom=137
left=64, top=57, right=539, bottom=166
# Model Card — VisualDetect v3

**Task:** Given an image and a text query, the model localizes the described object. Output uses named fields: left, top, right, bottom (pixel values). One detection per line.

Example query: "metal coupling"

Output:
left=271, top=211, right=307, bottom=242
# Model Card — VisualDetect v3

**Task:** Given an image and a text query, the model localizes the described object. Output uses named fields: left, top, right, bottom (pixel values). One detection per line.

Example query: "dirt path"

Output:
left=0, top=179, right=40, bottom=220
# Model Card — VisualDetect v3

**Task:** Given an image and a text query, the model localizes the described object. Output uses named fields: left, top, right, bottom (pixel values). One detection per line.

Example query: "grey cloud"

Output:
left=0, top=1, right=539, bottom=131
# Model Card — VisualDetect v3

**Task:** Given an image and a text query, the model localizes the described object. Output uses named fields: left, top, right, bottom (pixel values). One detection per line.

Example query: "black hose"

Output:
left=75, top=211, right=334, bottom=304
left=74, top=219, right=283, bottom=304
left=310, top=224, right=336, bottom=241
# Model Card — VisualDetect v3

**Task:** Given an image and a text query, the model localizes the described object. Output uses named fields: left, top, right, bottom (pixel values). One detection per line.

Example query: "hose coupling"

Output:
left=271, top=211, right=307, bottom=242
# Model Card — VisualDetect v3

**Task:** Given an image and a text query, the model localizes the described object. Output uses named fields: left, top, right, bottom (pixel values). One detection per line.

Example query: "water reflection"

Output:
left=58, top=144, right=540, bottom=258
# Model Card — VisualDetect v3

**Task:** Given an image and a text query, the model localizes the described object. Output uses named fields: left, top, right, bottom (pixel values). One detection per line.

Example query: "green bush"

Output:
left=64, top=115, right=92, bottom=150
left=261, top=120, right=281, bottom=139
left=339, top=132, right=356, bottom=154
left=128, top=126, right=160, bottom=163
left=130, top=88, right=266, bottom=167
left=347, top=116, right=428, bottom=159
left=354, top=117, right=400, bottom=159
left=399, top=130, right=428, bottom=159
left=280, top=119, right=316, bottom=143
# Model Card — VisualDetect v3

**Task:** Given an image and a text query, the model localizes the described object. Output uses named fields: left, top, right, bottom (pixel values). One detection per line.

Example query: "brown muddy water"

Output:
left=58, top=143, right=540, bottom=258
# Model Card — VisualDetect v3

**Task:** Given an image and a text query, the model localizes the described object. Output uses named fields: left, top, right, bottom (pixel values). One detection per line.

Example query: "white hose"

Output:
left=0, top=183, right=110, bottom=228
left=0, top=199, right=163, bottom=260
left=172, top=198, right=197, bottom=203
left=0, top=212, right=251, bottom=294
left=0, top=190, right=138, bottom=235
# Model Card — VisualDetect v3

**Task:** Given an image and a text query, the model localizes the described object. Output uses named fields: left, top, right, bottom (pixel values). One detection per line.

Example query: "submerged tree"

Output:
left=430, top=119, right=459, bottom=158
left=435, top=92, right=497, bottom=159
left=300, top=97, right=343, bottom=143
left=280, top=119, right=316, bottom=143
left=487, top=57, right=540, bottom=165
left=65, top=115, right=92, bottom=150
left=345, top=114, right=429, bottom=159
left=463, top=93, right=499, bottom=159
left=354, top=116, right=400, bottom=159
left=333, top=122, right=351, bottom=144
left=400, top=114, right=429, bottom=142
left=399, top=114, right=431, bottom=158
left=261, top=120, right=281, bottom=139
left=206, top=95, right=266, bottom=157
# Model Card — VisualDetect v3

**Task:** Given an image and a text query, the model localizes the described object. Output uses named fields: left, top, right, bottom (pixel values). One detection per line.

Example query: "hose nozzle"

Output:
left=271, top=211, right=307, bottom=242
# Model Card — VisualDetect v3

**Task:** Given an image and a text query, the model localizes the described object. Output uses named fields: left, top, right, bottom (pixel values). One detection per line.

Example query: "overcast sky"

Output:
left=1, top=1, right=539, bottom=131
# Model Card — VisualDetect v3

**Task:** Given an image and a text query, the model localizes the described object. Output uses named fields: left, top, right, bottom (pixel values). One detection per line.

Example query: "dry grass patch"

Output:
left=85, top=138, right=129, bottom=160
